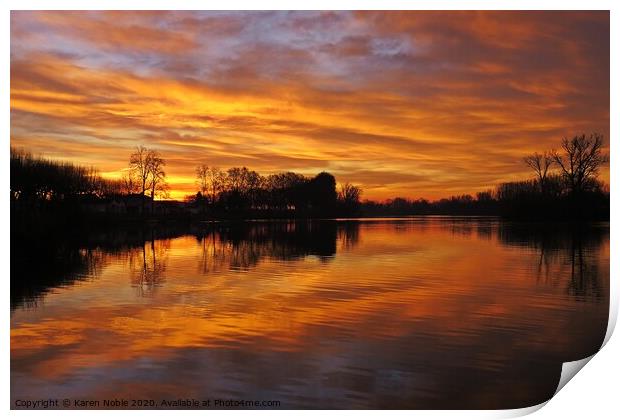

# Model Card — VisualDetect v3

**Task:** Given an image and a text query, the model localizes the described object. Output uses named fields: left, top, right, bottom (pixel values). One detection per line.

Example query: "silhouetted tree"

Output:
left=195, top=164, right=209, bottom=214
left=338, top=183, right=362, bottom=215
left=129, top=146, right=151, bottom=214
left=128, top=146, right=168, bottom=214
left=265, top=172, right=308, bottom=211
left=308, top=172, right=337, bottom=216
left=552, top=133, right=608, bottom=195
left=147, top=149, right=168, bottom=212
left=195, top=164, right=226, bottom=209
left=121, top=172, right=139, bottom=195
left=10, top=147, right=118, bottom=205
left=523, top=151, right=554, bottom=194
left=196, top=164, right=209, bottom=198
left=207, top=167, right=226, bottom=204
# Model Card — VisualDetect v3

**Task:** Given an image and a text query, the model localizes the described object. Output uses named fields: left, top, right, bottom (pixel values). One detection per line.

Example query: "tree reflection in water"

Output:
left=128, top=236, right=170, bottom=297
left=10, top=218, right=609, bottom=409
left=496, top=222, right=606, bottom=301
left=195, top=221, right=357, bottom=274
left=11, top=219, right=606, bottom=309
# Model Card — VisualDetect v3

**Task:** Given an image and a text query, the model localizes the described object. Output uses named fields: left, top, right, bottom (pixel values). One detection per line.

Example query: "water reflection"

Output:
left=496, top=223, right=606, bottom=300
left=10, top=218, right=609, bottom=409
left=196, top=222, right=361, bottom=273
left=129, top=238, right=170, bottom=297
left=11, top=221, right=361, bottom=308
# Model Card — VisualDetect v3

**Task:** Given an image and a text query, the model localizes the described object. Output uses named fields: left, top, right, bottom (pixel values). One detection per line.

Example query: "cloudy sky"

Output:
left=10, top=11, right=609, bottom=200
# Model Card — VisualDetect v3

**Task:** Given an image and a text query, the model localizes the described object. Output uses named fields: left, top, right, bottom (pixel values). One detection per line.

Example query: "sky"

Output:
left=10, top=11, right=609, bottom=200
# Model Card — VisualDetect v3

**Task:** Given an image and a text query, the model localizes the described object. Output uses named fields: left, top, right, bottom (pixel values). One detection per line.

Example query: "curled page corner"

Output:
left=549, top=278, right=620, bottom=402
left=498, top=400, right=549, bottom=418
left=602, top=295, right=618, bottom=348
left=554, top=355, right=595, bottom=396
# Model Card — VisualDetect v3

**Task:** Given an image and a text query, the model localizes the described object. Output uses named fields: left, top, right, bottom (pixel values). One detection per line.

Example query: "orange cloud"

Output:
left=10, top=11, right=609, bottom=200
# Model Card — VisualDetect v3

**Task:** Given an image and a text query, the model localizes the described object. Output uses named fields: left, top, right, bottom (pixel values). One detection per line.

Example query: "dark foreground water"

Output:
left=11, top=217, right=609, bottom=409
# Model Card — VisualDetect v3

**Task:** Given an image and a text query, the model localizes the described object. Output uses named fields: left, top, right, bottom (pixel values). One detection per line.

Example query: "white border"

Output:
left=2, top=1, right=616, bottom=419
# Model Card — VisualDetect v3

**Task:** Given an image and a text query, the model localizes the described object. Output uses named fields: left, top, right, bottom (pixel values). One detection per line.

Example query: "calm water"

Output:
left=11, top=218, right=609, bottom=409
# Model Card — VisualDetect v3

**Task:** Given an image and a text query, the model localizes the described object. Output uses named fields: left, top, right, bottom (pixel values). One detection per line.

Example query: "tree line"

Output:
left=10, top=147, right=123, bottom=204
left=10, top=133, right=609, bottom=222
left=11, top=146, right=170, bottom=213
left=360, top=133, right=609, bottom=219
left=499, top=133, right=608, bottom=219
left=9, top=146, right=363, bottom=219
left=190, top=165, right=362, bottom=217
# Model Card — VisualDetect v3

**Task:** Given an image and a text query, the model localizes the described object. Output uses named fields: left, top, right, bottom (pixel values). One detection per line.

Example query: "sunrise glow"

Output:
left=10, top=11, right=610, bottom=200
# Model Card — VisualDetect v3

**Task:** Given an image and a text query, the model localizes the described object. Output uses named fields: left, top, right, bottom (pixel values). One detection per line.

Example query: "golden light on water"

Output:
left=10, top=220, right=609, bottom=407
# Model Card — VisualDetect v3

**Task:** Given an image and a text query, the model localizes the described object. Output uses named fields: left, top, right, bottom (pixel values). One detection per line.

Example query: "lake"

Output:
left=10, top=217, right=609, bottom=409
